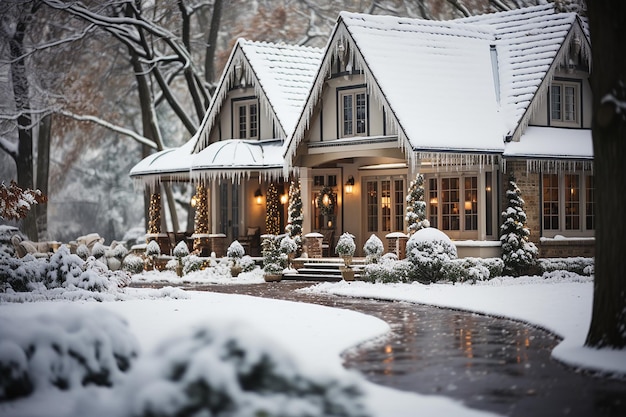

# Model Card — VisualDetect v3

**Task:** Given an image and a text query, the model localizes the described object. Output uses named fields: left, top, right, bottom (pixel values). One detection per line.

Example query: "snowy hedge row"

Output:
left=538, top=257, right=594, bottom=276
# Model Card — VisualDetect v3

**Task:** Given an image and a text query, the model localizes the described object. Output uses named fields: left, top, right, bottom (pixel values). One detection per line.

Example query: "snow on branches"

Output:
left=405, top=173, right=429, bottom=234
left=0, top=181, right=46, bottom=221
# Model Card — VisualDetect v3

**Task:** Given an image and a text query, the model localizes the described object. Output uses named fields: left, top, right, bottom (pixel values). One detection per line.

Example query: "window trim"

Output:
left=231, top=97, right=259, bottom=139
left=548, top=78, right=582, bottom=128
left=336, top=85, right=369, bottom=138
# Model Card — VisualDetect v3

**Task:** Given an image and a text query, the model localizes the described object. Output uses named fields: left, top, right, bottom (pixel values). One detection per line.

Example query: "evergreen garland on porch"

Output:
left=265, top=183, right=280, bottom=235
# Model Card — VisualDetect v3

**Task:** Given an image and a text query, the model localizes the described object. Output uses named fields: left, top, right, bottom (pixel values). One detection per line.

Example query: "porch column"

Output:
left=300, top=168, right=313, bottom=234
left=193, top=183, right=210, bottom=254
left=148, top=192, right=162, bottom=234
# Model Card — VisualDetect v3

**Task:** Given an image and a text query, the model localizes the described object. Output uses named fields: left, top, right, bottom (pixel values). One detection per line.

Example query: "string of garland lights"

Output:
left=193, top=183, right=209, bottom=253
left=148, top=192, right=161, bottom=234
left=265, top=183, right=280, bottom=235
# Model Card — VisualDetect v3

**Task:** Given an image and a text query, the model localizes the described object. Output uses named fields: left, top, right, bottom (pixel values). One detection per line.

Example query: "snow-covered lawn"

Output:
left=1, top=269, right=624, bottom=417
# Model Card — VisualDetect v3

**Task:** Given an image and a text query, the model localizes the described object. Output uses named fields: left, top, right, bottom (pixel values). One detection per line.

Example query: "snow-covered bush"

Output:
left=499, top=177, right=538, bottom=276
left=0, top=306, right=138, bottom=401
left=406, top=228, right=457, bottom=283
left=145, top=240, right=161, bottom=257
left=76, top=243, right=90, bottom=260
left=183, top=255, right=204, bottom=275
left=362, top=257, right=413, bottom=283
left=285, top=180, right=303, bottom=255
left=112, top=243, right=129, bottom=260
left=335, top=233, right=356, bottom=257
left=91, top=242, right=106, bottom=260
left=239, top=255, right=257, bottom=273
left=279, top=235, right=297, bottom=255
left=122, top=254, right=144, bottom=274
left=96, top=321, right=368, bottom=417
left=539, top=257, right=594, bottom=276
left=227, top=240, right=245, bottom=260
left=0, top=253, right=46, bottom=292
left=45, top=246, right=85, bottom=288
left=441, top=257, right=503, bottom=283
left=262, top=235, right=286, bottom=275
left=172, top=241, right=190, bottom=259
left=363, top=234, right=384, bottom=264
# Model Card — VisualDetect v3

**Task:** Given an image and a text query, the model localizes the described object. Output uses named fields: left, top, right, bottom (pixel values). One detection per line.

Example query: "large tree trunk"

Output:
left=35, top=113, right=51, bottom=240
left=585, top=1, right=626, bottom=349
left=205, top=0, right=223, bottom=87
left=10, top=8, right=37, bottom=240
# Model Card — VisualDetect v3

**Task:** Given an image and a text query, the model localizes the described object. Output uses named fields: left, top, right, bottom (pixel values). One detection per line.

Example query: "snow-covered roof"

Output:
left=191, top=139, right=284, bottom=182
left=504, top=126, right=592, bottom=161
left=129, top=139, right=195, bottom=188
left=193, top=39, right=323, bottom=153
left=284, top=4, right=590, bottom=168
left=459, top=4, right=591, bottom=140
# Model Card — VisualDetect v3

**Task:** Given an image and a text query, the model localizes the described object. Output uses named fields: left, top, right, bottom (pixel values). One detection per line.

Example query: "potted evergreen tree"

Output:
left=335, top=232, right=356, bottom=281
left=172, top=241, right=190, bottom=277
left=262, top=235, right=285, bottom=282
left=227, top=240, right=245, bottom=277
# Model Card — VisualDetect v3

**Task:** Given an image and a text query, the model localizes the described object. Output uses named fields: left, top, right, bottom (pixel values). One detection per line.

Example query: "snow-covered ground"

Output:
left=1, top=269, right=624, bottom=417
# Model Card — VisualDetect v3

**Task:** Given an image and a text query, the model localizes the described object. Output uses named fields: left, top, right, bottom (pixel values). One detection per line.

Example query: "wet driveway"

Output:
left=171, top=281, right=626, bottom=416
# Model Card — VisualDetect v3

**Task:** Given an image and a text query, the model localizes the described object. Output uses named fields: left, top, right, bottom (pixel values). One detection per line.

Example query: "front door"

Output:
left=219, top=182, right=240, bottom=241
left=363, top=176, right=405, bottom=241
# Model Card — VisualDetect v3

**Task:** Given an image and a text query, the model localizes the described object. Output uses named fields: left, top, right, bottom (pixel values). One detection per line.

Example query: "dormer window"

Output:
left=235, top=99, right=259, bottom=139
left=550, top=80, right=580, bottom=127
left=339, top=87, right=368, bottom=138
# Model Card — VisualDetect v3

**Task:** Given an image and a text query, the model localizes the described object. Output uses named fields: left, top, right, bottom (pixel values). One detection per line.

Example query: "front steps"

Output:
left=282, top=257, right=365, bottom=281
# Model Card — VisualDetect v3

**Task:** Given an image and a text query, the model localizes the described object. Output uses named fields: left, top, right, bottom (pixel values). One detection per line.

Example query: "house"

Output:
left=131, top=3, right=594, bottom=259
left=130, top=39, right=323, bottom=255
left=283, top=3, right=593, bottom=258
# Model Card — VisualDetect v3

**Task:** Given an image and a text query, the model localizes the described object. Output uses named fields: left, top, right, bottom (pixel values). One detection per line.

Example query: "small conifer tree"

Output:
left=499, top=176, right=538, bottom=276
left=265, top=183, right=280, bottom=235
left=405, top=173, right=429, bottom=234
left=285, top=180, right=303, bottom=252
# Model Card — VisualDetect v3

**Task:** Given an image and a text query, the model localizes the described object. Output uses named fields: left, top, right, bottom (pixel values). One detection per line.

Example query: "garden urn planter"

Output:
left=340, top=266, right=355, bottom=281
left=230, top=265, right=243, bottom=277
left=264, top=273, right=282, bottom=282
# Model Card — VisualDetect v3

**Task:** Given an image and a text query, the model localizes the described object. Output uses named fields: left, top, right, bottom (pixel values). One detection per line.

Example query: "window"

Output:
left=427, top=175, right=482, bottom=237
left=364, top=177, right=404, bottom=234
left=542, top=173, right=594, bottom=235
left=340, top=88, right=367, bottom=138
left=235, top=100, right=258, bottom=139
left=550, top=81, right=579, bottom=125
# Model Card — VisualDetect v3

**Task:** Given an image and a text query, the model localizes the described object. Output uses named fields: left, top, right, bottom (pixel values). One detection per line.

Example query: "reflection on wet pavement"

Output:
left=168, top=282, right=626, bottom=417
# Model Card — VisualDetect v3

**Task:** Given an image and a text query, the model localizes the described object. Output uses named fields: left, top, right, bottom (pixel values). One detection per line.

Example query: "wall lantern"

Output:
left=280, top=193, right=289, bottom=205
left=190, top=195, right=198, bottom=208
left=345, top=175, right=355, bottom=194
left=254, top=188, right=263, bottom=205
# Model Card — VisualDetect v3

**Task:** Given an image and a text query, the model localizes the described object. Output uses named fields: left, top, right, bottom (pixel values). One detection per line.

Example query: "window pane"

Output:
left=564, top=174, right=580, bottom=230
left=249, top=104, right=258, bottom=138
left=219, top=183, right=228, bottom=235
left=238, top=105, right=247, bottom=138
left=367, top=181, right=378, bottom=232
left=485, top=172, right=493, bottom=236
left=356, top=93, right=367, bottom=134
left=564, top=86, right=576, bottom=121
left=232, top=184, right=240, bottom=239
left=464, top=176, right=478, bottom=231
left=343, top=95, right=353, bottom=136
left=429, top=178, right=438, bottom=229
left=394, top=179, right=404, bottom=232
left=551, top=85, right=561, bottom=120
left=543, top=174, right=559, bottom=230
left=381, top=180, right=391, bottom=232
left=586, top=175, right=595, bottom=230
left=442, top=178, right=459, bottom=230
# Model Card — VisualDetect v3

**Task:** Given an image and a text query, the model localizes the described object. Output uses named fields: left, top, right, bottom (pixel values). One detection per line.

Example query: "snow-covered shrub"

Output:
left=279, top=235, right=297, bottom=255
left=91, top=242, right=106, bottom=260
left=363, top=234, right=384, bottom=264
left=539, top=257, right=594, bottom=276
left=262, top=235, right=286, bottom=275
left=335, top=232, right=356, bottom=257
left=227, top=240, right=245, bottom=259
left=122, top=254, right=144, bottom=274
left=45, top=246, right=85, bottom=288
left=285, top=180, right=303, bottom=254
left=183, top=255, right=204, bottom=275
left=362, top=258, right=413, bottom=283
left=499, top=177, right=538, bottom=276
left=0, top=306, right=138, bottom=401
left=112, top=244, right=129, bottom=260
left=240, top=255, right=256, bottom=273
left=145, top=240, right=161, bottom=257
left=102, top=321, right=368, bottom=417
left=406, top=228, right=457, bottom=283
left=0, top=253, right=47, bottom=292
left=76, top=243, right=90, bottom=260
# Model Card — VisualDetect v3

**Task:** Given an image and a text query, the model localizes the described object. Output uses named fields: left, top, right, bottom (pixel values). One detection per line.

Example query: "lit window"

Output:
left=542, top=173, right=594, bottom=235
left=365, top=177, right=404, bottom=234
left=427, top=175, right=481, bottom=235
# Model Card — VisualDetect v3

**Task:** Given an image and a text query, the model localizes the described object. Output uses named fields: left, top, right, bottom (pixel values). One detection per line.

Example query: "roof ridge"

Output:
left=238, top=38, right=322, bottom=53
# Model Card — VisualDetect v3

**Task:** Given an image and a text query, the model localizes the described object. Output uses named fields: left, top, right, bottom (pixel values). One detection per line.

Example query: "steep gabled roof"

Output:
left=193, top=39, right=323, bottom=153
left=284, top=4, right=590, bottom=168
left=459, top=3, right=591, bottom=140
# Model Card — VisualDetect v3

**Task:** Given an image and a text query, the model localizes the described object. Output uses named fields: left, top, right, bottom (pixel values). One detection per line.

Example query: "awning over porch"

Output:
left=129, top=139, right=195, bottom=188
left=190, top=139, right=286, bottom=182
